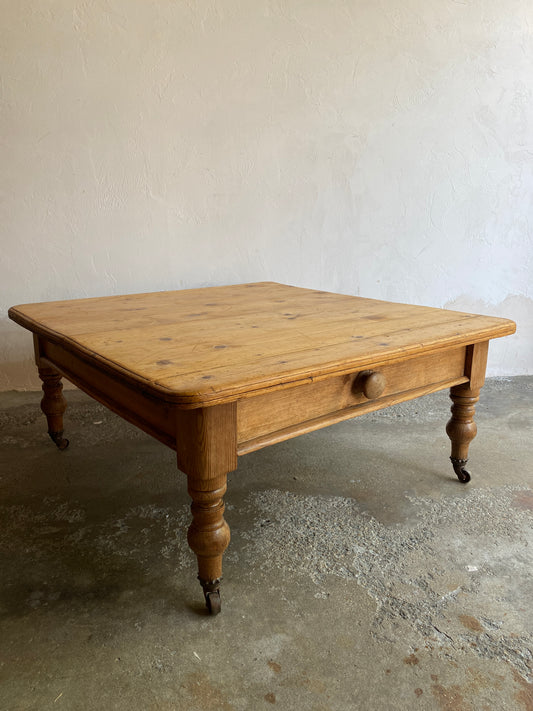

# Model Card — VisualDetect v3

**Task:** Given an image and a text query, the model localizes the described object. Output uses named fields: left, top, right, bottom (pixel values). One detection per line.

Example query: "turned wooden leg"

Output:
left=446, top=383, right=480, bottom=483
left=187, top=472, right=231, bottom=614
left=38, top=366, right=69, bottom=450
left=176, top=403, right=237, bottom=614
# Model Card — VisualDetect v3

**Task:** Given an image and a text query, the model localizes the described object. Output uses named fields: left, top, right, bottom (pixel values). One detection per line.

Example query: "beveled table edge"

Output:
left=8, top=287, right=517, bottom=409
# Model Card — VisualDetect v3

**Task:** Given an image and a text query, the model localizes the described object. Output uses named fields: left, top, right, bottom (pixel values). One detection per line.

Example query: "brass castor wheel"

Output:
left=451, top=458, right=471, bottom=484
left=456, top=468, right=471, bottom=483
left=205, top=590, right=221, bottom=615
left=49, top=431, right=69, bottom=450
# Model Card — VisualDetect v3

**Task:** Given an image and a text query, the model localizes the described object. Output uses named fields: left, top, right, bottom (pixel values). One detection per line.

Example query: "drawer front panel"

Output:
left=238, top=346, right=468, bottom=447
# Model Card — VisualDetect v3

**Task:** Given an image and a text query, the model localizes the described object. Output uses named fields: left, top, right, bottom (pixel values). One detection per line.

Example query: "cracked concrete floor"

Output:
left=0, top=377, right=532, bottom=710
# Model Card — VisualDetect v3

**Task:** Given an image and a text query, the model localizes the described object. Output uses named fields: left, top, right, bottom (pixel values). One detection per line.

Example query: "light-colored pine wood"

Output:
left=176, top=404, right=237, bottom=603
left=444, top=341, right=490, bottom=479
left=238, top=377, right=469, bottom=456
left=37, top=364, right=69, bottom=449
left=37, top=338, right=177, bottom=449
left=464, top=340, right=489, bottom=391
left=447, top=385, right=480, bottom=462
left=8, top=283, right=517, bottom=613
left=237, top=346, right=468, bottom=446
left=176, top=403, right=237, bottom=478
left=9, top=282, right=516, bottom=407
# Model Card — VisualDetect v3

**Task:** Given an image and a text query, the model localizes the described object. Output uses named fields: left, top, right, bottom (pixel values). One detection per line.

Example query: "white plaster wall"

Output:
left=1, top=0, right=532, bottom=388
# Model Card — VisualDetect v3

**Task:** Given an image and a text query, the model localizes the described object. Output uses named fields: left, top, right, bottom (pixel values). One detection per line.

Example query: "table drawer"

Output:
left=237, top=346, right=469, bottom=453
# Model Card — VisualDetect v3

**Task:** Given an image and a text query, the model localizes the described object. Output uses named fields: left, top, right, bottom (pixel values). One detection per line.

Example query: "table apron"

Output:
left=237, top=346, right=470, bottom=455
left=37, top=338, right=178, bottom=450
left=35, top=338, right=484, bottom=460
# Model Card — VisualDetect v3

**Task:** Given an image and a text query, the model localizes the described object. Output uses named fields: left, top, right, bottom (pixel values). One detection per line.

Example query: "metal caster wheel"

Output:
left=455, top=467, right=471, bottom=483
left=451, top=458, right=471, bottom=483
left=205, top=591, right=221, bottom=615
left=49, top=431, right=69, bottom=450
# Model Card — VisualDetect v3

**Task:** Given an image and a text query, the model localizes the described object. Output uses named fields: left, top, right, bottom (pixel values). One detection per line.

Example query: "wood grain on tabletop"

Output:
left=9, top=282, right=516, bottom=404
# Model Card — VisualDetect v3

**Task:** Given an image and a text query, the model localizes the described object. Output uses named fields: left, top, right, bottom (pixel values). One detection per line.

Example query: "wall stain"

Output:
left=268, top=660, right=282, bottom=674
left=404, top=654, right=420, bottom=665
left=466, top=667, right=503, bottom=692
left=459, top=615, right=484, bottom=633
left=431, top=681, right=471, bottom=711
left=429, top=667, right=512, bottom=710
left=513, top=490, right=533, bottom=512
left=183, top=671, right=235, bottom=711
left=512, top=669, right=533, bottom=711
left=300, top=677, right=327, bottom=695
left=279, top=674, right=326, bottom=695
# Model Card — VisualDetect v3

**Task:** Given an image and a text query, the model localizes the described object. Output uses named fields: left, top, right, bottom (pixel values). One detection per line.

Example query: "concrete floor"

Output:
left=0, top=378, right=532, bottom=711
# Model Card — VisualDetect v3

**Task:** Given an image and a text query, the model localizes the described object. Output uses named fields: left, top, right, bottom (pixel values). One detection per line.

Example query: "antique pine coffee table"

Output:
left=9, top=282, right=516, bottom=614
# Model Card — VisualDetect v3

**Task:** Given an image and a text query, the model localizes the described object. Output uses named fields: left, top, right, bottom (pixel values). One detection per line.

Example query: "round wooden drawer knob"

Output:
left=359, top=370, right=386, bottom=399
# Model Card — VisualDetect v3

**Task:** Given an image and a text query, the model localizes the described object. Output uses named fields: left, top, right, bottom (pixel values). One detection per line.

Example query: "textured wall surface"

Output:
left=1, top=0, right=532, bottom=388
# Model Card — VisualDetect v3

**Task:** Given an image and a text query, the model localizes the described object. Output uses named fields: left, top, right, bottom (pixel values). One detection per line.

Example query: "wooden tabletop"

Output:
left=9, top=282, right=516, bottom=406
